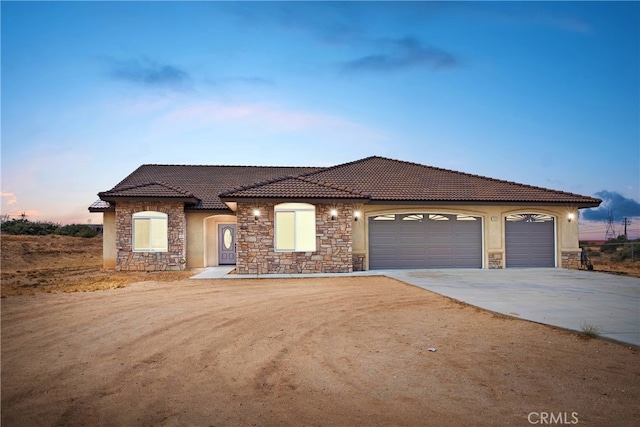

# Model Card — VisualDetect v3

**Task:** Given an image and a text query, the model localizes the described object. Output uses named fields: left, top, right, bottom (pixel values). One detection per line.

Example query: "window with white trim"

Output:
left=274, top=203, right=316, bottom=252
left=132, top=211, right=168, bottom=252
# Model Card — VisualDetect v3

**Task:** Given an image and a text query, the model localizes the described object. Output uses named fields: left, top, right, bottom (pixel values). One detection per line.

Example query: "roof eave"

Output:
left=99, top=195, right=200, bottom=204
left=219, top=196, right=371, bottom=205
left=88, top=206, right=115, bottom=213
left=184, top=206, right=235, bottom=213
left=367, top=199, right=602, bottom=207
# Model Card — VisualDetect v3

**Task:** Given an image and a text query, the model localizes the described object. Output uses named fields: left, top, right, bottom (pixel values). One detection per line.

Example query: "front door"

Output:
left=218, top=224, right=236, bottom=265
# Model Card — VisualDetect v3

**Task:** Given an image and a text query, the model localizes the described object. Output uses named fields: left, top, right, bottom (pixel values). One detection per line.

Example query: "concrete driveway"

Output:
left=382, top=268, right=640, bottom=346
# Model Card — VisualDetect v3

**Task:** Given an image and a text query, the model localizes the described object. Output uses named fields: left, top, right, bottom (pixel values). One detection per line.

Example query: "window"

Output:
left=372, top=214, right=396, bottom=221
left=274, top=203, right=316, bottom=252
left=133, top=211, right=168, bottom=252
left=506, top=213, right=554, bottom=223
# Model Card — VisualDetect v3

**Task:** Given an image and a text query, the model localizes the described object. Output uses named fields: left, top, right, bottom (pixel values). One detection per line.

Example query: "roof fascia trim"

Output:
left=219, top=196, right=371, bottom=205
left=366, top=200, right=601, bottom=208
left=99, top=196, right=200, bottom=204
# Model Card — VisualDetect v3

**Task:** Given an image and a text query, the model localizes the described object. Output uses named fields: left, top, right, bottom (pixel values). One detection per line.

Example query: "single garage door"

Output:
left=505, top=214, right=555, bottom=267
left=369, top=213, right=482, bottom=269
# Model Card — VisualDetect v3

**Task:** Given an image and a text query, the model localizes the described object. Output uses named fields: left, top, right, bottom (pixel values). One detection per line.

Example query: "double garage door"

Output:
left=369, top=213, right=482, bottom=269
left=369, top=212, right=555, bottom=269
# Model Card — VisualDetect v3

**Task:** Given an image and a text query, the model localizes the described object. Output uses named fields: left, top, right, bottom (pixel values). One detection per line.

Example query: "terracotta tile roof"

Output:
left=92, top=156, right=601, bottom=211
left=97, top=164, right=321, bottom=210
left=88, top=200, right=112, bottom=212
left=99, top=181, right=196, bottom=199
left=298, top=156, right=601, bottom=205
left=219, top=175, right=371, bottom=200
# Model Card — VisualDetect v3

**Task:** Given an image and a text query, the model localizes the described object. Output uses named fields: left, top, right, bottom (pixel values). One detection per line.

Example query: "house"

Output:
left=89, top=156, right=601, bottom=273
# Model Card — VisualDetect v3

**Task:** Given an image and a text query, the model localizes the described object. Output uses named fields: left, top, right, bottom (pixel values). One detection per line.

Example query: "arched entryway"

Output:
left=204, top=215, right=236, bottom=267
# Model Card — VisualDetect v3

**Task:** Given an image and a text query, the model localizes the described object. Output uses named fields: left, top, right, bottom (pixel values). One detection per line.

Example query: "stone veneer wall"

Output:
left=561, top=251, right=580, bottom=270
left=236, top=202, right=353, bottom=274
left=115, top=201, right=187, bottom=271
left=352, top=254, right=366, bottom=272
left=488, top=252, right=503, bottom=269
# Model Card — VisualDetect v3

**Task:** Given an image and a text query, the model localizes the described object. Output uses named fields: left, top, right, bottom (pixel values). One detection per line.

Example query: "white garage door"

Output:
left=505, top=214, right=555, bottom=267
left=369, top=213, right=482, bottom=269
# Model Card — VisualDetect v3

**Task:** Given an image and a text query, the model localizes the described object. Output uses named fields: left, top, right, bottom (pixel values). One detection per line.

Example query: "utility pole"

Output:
left=622, top=217, right=631, bottom=240
left=605, top=210, right=616, bottom=241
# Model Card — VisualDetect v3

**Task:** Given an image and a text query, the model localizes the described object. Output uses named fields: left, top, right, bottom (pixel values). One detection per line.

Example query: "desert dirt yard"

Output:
left=1, top=235, right=639, bottom=426
left=2, top=276, right=639, bottom=427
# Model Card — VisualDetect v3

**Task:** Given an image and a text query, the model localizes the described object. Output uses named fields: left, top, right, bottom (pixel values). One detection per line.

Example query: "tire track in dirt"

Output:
left=2, top=277, right=639, bottom=426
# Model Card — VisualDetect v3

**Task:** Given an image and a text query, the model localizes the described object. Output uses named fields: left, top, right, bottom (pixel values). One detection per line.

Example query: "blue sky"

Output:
left=2, top=1, right=639, bottom=239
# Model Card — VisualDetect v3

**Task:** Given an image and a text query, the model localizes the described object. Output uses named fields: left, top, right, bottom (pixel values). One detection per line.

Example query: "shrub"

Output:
left=1, top=219, right=59, bottom=235
left=57, top=224, right=97, bottom=238
left=611, top=243, right=639, bottom=262
left=579, top=322, right=601, bottom=339
left=1, top=219, right=97, bottom=238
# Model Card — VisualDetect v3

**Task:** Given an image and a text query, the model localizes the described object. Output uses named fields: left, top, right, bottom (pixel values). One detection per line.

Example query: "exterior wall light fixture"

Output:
left=330, top=209, right=338, bottom=220
left=568, top=213, right=575, bottom=222
left=354, top=211, right=361, bottom=221
left=253, top=209, right=260, bottom=220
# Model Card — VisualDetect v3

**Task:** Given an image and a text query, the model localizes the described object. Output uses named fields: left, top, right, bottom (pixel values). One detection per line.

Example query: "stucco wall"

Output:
left=102, top=212, right=116, bottom=269
left=185, top=212, right=236, bottom=268
left=103, top=202, right=580, bottom=272
left=235, top=202, right=353, bottom=274
left=185, top=212, right=208, bottom=268
left=114, top=201, right=187, bottom=271
left=352, top=204, right=579, bottom=270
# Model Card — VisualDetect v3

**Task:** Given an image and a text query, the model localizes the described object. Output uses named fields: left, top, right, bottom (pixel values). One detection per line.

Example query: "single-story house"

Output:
left=89, top=156, right=601, bottom=273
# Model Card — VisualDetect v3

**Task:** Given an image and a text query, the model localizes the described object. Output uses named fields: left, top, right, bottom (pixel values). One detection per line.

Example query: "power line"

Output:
left=605, top=210, right=616, bottom=241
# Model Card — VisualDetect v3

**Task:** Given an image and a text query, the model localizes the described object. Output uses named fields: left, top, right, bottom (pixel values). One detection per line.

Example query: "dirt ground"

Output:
left=1, top=235, right=639, bottom=426
left=2, top=277, right=638, bottom=427
left=1, top=235, right=638, bottom=298
left=1, top=235, right=193, bottom=297
left=581, top=246, right=640, bottom=278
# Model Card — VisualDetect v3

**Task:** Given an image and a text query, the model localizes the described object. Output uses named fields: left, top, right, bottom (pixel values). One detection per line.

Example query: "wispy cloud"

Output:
left=110, top=58, right=191, bottom=90
left=540, top=15, right=591, bottom=34
left=341, top=37, right=460, bottom=74
left=1, top=191, right=17, bottom=205
left=276, top=2, right=363, bottom=43
left=465, top=3, right=593, bottom=34
left=161, top=101, right=384, bottom=137
left=206, top=76, right=275, bottom=87
left=227, top=2, right=362, bottom=44
left=582, top=191, right=640, bottom=221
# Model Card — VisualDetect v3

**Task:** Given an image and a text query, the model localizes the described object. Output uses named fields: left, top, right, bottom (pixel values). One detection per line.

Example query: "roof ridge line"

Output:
left=152, top=181, right=196, bottom=197
left=298, top=156, right=377, bottom=178
left=100, top=181, right=196, bottom=198
left=218, top=175, right=297, bottom=197
left=139, top=163, right=320, bottom=169
left=297, top=176, right=371, bottom=197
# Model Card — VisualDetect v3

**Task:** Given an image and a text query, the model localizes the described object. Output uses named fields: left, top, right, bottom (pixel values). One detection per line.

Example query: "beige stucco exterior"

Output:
left=102, top=212, right=117, bottom=269
left=352, top=204, right=580, bottom=269
left=99, top=203, right=581, bottom=271
left=186, top=212, right=236, bottom=268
